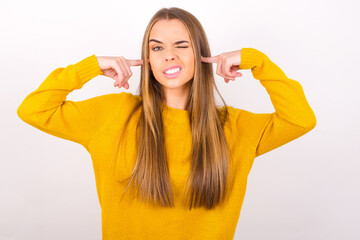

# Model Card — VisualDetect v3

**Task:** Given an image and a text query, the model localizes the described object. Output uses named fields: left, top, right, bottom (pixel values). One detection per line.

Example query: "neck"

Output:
left=162, top=82, right=191, bottom=110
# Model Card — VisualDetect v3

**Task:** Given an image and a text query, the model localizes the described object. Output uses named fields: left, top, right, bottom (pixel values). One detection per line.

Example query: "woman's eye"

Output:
left=153, top=46, right=162, bottom=51
left=152, top=46, right=189, bottom=51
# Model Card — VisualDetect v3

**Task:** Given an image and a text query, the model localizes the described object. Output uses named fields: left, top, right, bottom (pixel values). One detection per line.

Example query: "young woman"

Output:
left=17, top=7, right=316, bottom=240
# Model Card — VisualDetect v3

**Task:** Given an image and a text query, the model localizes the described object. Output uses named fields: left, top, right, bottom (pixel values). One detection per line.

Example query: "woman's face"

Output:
left=148, top=19, right=195, bottom=91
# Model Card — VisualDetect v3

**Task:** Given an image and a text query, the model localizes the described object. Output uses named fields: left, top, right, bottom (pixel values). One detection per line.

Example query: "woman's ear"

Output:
left=147, top=58, right=151, bottom=69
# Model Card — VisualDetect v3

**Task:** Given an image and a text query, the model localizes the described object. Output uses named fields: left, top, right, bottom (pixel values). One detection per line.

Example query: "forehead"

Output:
left=149, top=19, right=190, bottom=43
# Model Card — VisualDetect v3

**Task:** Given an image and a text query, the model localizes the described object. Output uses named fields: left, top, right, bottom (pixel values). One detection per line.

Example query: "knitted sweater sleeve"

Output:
left=17, top=55, right=125, bottom=151
left=232, top=48, right=316, bottom=158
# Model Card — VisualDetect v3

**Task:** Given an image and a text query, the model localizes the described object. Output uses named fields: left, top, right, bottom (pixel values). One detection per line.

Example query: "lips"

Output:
left=163, top=66, right=182, bottom=79
left=163, top=65, right=183, bottom=73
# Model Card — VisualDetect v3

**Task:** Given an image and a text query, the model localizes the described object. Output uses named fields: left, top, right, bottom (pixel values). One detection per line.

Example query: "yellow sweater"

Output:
left=17, top=48, right=316, bottom=240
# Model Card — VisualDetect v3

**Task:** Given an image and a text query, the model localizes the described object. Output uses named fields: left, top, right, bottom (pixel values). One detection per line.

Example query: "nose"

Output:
left=164, top=45, right=176, bottom=61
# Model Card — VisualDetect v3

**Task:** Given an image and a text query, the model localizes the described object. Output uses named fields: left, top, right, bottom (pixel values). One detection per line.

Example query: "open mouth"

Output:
left=163, top=67, right=182, bottom=79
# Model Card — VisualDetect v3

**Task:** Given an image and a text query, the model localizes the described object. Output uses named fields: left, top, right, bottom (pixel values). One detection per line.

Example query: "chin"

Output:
left=162, top=83, right=185, bottom=89
left=163, top=79, right=192, bottom=88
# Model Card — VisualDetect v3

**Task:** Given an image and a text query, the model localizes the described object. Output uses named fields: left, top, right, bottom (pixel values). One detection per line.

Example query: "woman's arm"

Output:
left=233, top=48, right=316, bottom=157
left=17, top=55, right=127, bottom=151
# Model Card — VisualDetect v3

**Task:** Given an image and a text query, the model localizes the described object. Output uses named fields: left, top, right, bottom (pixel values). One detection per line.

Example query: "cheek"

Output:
left=149, top=59, right=163, bottom=78
left=186, top=55, right=195, bottom=73
left=149, top=57, right=158, bottom=70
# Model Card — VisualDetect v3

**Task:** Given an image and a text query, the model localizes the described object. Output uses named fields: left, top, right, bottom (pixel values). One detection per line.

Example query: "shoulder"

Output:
left=218, top=105, right=250, bottom=122
left=116, top=92, right=142, bottom=114
left=85, top=92, right=141, bottom=116
left=118, top=91, right=141, bottom=103
left=222, top=105, right=271, bottom=137
left=96, top=91, right=140, bottom=105
left=225, top=106, right=269, bottom=123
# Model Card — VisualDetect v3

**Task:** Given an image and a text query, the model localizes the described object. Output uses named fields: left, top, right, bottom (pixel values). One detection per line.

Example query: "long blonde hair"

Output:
left=111, top=7, right=234, bottom=210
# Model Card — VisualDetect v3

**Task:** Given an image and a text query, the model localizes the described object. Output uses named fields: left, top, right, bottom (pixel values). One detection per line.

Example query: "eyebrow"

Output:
left=149, top=39, right=190, bottom=45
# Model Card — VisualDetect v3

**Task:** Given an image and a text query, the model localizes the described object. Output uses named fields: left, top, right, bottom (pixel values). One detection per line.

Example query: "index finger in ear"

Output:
left=201, top=55, right=218, bottom=63
left=126, top=59, right=143, bottom=66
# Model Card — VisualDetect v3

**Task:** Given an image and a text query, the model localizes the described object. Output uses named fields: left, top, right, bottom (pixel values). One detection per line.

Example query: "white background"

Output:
left=1, top=0, right=359, bottom=239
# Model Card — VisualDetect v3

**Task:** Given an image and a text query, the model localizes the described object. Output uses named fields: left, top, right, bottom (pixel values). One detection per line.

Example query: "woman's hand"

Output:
left=96, top=56, right=143, bottom=89
left=201, top=49, right=242, bottom=83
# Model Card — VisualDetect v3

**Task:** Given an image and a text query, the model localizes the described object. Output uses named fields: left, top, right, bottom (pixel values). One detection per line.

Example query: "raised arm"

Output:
left=233, top=48, right=316, bottom=157
left=17, top=55, right=128, bottom=151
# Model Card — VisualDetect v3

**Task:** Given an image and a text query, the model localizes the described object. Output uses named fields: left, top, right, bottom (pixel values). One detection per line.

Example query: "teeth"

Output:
left=164, top=68, right=180, bottom=74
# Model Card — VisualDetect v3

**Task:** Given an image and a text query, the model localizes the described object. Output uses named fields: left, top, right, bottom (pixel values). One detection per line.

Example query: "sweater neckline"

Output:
left=134, top=95, right=190, bottom=123
left=161, top=102, right=190, bottom=123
